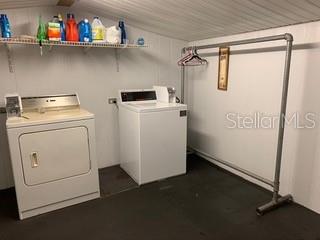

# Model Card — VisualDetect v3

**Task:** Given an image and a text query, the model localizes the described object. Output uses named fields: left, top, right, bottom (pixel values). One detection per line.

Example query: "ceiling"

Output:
left=1, top=0, right=320, bottom=41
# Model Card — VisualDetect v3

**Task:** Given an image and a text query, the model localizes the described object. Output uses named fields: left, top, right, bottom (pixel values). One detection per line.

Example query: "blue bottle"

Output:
left=58, top=14, right=66, bottom=41
left=119, top=21, right=126, bottom=44
left=137, top=37, right=144, bottom=46
left=78, top=19, right=92, bottom=42
left=0, top=14, right=11, bottom=38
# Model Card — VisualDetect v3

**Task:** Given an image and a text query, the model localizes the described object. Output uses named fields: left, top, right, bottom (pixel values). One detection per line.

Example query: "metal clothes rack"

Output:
left=181, top=33, right=294, bottom=215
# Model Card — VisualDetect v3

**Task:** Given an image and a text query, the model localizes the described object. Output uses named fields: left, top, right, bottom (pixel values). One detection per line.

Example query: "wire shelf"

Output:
left=0, top=37, right=147, bottom=73
left=0, top=37, right=147, bottom=49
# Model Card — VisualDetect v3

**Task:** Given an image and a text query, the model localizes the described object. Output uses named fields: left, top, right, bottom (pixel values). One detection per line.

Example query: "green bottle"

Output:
left=37, top=15, right=46, bottom=41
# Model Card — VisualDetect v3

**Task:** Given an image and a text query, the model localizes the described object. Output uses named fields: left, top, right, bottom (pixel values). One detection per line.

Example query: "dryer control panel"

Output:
left=21, top=94, right=80, bottom=113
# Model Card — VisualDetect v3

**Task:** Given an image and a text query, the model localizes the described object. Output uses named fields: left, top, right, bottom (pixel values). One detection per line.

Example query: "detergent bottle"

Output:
left=66, top=13, right=79, bottom=42
left=47, top=16, right=61, bottom=41
left=91, top=17, right=105, bottom=42
left=78, top=19, right=92, bottom=42
left=36, top=15, right=46, bottom=41
left=58, top=14, right=66, bottom=41
left=106, top=26, right=121, bottom=44
left=0, top=14, right=11, bottom=38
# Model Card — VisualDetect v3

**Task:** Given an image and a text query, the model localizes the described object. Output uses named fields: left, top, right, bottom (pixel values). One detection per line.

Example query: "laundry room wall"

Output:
left=0, top=6, right=186, bottom=190
left=186, top=21, right=320, bottom=214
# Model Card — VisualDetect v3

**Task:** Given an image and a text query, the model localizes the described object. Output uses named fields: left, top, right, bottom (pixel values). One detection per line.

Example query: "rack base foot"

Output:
left=256, top=194, right=293, bottom=216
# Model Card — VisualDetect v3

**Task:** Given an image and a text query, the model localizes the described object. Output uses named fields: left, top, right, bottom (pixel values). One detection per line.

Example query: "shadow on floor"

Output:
left=99, top=165, right=138, bottom=197
left=0, top=155, right=320, bottom=240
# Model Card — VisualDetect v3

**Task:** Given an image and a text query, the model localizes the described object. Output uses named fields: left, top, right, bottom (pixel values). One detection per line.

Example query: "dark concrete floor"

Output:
left=1, top=154, right=320, bottom=240
left=99, top=165, right=138, bottom=197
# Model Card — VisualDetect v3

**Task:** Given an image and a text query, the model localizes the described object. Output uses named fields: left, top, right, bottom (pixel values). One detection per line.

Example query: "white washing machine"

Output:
left=6, top=94, right=100, bottom=219
left=118, top=88, right=187, bottom=185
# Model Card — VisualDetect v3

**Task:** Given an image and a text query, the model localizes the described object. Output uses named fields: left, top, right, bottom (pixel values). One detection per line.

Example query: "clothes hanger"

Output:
left=178, top=47, right=208, bottom=66
left=178, top=49, right=193, bottom=66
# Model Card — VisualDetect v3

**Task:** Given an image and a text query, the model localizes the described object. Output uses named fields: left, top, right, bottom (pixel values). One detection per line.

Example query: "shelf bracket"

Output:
left=83, top=46, right=91, bottom=54
left=115, top=48, right=120, bottom=72
left=5, top=43, right=14, bottom=73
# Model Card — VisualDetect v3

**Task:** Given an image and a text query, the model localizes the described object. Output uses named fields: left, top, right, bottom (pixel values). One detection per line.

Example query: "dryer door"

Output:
left=19, top=127, right=91, bottom=186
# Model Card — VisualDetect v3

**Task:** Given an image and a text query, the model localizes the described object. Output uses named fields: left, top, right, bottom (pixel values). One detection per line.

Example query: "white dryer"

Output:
left=6, top=94, right=100, bottom=219
left=118, top=89, right=187, bottom=185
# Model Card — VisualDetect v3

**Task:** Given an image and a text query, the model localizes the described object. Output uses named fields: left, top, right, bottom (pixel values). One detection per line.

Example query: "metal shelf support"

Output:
left=5, top=43, right=14, bottom=73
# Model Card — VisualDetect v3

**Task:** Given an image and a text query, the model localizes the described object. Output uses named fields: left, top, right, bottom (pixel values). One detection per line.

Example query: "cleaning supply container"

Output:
left=0, top=14, right=11, bottom=38
left=137, top=37, right=145, bottom=46
left=78, top=19, right=92, bottom=42
left=106, top=26, right=121, bottom=44
left=36, top=15, right=46, bottom=41
left=119, top=20, right=127, bottom=44
left=47, top=16, right=61, bottom=41
left=66, top=13, right=79, bottom=42
left=58, top=14, right=66, bottom=41
left=92, top=17, right=105, bottom=42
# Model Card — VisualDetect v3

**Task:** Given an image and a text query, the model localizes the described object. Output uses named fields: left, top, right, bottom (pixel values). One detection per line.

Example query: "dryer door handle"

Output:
left=31, top=152, right=39, bottom=168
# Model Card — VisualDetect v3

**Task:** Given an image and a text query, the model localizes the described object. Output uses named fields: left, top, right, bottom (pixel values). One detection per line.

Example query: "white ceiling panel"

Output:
left=0, top=0, right=58, bottom=9
left=1, top=0, right=320, bottom=41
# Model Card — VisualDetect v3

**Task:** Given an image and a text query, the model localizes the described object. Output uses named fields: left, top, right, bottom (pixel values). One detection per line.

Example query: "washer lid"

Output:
left=6, top=108, right=94, bottom=128
left=120, top=102, right=187, bottom=113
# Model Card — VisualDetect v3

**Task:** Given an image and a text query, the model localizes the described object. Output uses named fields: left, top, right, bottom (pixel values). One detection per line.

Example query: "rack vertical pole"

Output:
left=181, top=65, right=185, bottom=103
left=256, top=34, right=293, bottom=215
left=180, top=47, right=186, bottom=104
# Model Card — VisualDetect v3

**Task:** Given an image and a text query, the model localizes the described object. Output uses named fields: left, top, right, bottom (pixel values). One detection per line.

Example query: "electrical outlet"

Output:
left=108, top=98, right=117, bottom=104
left=0, top=107, right=6, bottom=114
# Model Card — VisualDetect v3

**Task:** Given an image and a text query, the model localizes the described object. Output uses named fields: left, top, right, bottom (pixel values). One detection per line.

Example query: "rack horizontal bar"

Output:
left=191, top=148, right=274, bottom=187
left=183, top=33, right=292, bottom=52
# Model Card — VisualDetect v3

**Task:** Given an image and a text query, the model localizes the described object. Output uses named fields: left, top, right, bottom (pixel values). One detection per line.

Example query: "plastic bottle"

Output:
left=66, top=13, right=79, bottom=42
left=91, top=17, right=105, bottom=42
left=0, top=14, right=12, bottom=38
left=137, top=37, right=144, bottom=46
left=118, top=21, right=126, bottom=44
left=106, top=26, right=121, bottom=44
left=58, top=14, right=66, bottom=41
left=52, top=15, right=59, bottom=23
left=78, top=19, right=92, bottom=42
left=36, top=15, right=46, bottom=41
left=47, top=16, right=61, bottom=41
